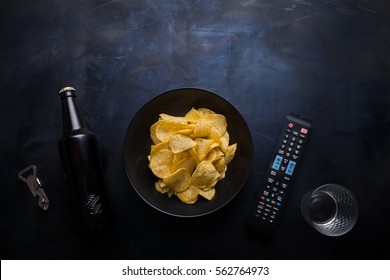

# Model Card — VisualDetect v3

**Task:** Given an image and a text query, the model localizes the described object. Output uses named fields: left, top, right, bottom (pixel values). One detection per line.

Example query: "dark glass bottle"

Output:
left=58, top=86, right=110, bottom=234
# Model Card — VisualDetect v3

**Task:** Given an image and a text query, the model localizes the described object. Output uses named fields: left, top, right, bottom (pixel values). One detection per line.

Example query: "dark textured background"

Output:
left=1, top=0, right=389, bottom=259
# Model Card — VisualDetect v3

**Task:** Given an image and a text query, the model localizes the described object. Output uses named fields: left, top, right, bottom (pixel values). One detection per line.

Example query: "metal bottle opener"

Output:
left=18, top=165, right=49, bottom=210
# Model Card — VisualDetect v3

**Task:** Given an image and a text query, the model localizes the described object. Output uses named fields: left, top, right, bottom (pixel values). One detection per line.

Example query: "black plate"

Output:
left=123, top=88, right=253, bottom=217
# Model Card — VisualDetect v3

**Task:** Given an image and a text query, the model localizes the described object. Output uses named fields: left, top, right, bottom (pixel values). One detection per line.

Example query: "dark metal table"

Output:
left=1, top=0, right=389, bottom=259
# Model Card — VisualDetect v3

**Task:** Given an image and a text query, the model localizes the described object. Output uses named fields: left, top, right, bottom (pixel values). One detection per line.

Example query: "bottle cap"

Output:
left=58, top=87, right=76, bottom=94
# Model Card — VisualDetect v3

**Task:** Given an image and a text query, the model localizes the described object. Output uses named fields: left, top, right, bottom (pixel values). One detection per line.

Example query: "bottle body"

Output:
left=58, top=87, right=110, bottom=234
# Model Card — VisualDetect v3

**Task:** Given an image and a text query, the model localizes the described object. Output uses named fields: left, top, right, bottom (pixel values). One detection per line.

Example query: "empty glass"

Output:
left=300, top=184, right=359, bottom=237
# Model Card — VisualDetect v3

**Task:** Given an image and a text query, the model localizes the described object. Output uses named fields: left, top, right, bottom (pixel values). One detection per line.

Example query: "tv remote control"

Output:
left=248, top=113, right=312, bottom=235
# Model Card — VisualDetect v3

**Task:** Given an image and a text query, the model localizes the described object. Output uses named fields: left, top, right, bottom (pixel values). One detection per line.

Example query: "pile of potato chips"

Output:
left=148, top=107, right=237, bottom=204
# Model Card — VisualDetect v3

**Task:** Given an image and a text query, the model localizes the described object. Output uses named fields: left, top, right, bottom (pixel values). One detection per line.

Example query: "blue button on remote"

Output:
left=272, top=155, right=283, bottom=170
left=285, top=160, right=296, bottom=176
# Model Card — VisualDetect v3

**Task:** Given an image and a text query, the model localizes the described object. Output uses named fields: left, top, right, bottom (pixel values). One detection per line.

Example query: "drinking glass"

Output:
left=300, top=184, right=358, bottom=237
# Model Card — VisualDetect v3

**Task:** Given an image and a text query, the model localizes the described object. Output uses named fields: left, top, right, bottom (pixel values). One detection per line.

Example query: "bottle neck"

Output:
left=60, top=90, right=87, bottom=133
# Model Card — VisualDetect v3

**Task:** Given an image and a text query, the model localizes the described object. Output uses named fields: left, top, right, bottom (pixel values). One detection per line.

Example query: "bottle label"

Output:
left=83, top=194, right=103, bottom=215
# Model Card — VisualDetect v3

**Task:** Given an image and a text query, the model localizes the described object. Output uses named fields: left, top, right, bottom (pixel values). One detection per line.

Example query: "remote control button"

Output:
left=298, top=139, right=303, bottom=144
left=292, top=155, right=298, bottom=160
left=288, top=122, right=294, bottom=128
left=278, top=149, right=284, bottom=155
left=285, top=160, right=296, bottom=176
left=270, top=170, right=277, bottom=176
left=272, top=155, right=283, bottom=170
left=293, top=131, right=299, bottom=136
left=300, top=128, right=308, bottom=134
left=282, top=139, right=287, bottom=144
left=281, top=183, right=288, bottom=189
left=286, top=129, right=291, bottom=134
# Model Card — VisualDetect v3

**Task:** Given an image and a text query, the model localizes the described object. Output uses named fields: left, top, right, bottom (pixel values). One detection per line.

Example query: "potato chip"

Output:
left=148, top=107, right=237, bottom=204
left=206, top=148, right=217, bottom=161
left=213, top=156, right=226, bottom=175
left=150, top=121, right=161, bottom=144
left=225, top=143, right=237, bottom=164
left=184, top=108, right=202, bottom=123
left=197, top=107, right=215, bottom=116
left=159, top=113, right=185, bottom=123
left=171, top=151, right=196, bottom=172
left=198, top=188, right=216, bottom=200
left=155, top=180, right=169, bottom=193
left=200, top=176, right=220, bottom=190
left=192, top=117, right=211, bottom=138
left=176, top=186, right=199, bottom=204
left=190, top=161, right=220, bottom=187
left=150, top=140, right=169, bottom=155
left=163, top=168, right=191, bottom=192
left=206, top=113, right=227, bottom=138
left=149, top=149, right=173, bottom=178
left=218, top=131, right=230, bottom=152
left=169, top=134, right=196, bottom=154
left=193, top=138, right=216, bottom=162
left=155, top=120, right=193, bottom=142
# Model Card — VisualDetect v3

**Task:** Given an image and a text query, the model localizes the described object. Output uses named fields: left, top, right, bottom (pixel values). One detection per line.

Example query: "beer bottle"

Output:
left=58, top=86, right=111, bottom=234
